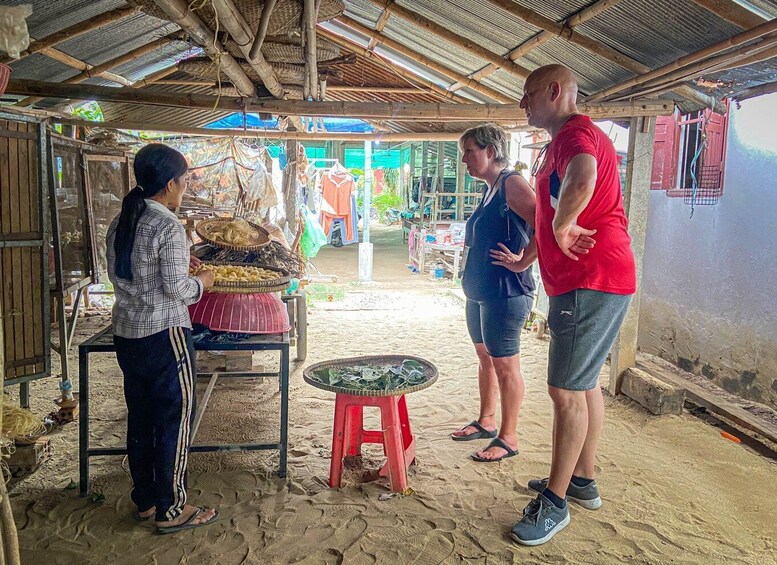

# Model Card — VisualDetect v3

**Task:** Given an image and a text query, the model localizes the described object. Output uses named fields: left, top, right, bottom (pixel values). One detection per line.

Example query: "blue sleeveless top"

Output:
left=461, top=170, right=535, bottom=301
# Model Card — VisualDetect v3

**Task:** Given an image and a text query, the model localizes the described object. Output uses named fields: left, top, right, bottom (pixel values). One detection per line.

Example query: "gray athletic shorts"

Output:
left=547, top=289, right=632, bottom=391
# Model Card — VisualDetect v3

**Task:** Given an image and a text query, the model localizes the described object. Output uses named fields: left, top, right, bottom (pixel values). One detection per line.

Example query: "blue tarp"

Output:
left=205, top=113, right=374, bottom=133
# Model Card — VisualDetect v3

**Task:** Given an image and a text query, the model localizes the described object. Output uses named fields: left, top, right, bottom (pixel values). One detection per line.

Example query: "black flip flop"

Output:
left=451, top=420, right=498, bottom=442
left=470, top=437, right=518, bottom=462
left=132, top=508, right=154, bottom=522
left=156, top=507, right=220, bottom=535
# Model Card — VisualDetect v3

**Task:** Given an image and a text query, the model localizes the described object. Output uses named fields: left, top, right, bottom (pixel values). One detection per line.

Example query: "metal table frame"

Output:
left=78, top=325, right=290, bottom=496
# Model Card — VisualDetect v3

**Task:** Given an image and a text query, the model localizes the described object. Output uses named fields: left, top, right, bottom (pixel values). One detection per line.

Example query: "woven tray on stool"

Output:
left=303, top=355, right=438, bottom=396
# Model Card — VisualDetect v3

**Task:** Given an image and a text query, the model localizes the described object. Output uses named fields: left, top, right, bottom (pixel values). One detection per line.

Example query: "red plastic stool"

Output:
left=329, top=393, right=416, bottom=492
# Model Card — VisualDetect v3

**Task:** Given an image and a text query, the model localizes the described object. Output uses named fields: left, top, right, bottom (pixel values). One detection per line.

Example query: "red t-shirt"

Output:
left=534, top=114, right=636, bottom=296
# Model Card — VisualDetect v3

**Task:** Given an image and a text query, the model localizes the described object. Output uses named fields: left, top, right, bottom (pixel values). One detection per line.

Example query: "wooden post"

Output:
left=283, top=139, right=299, bottom=235
left=436, top=141, right=445, bottom=194
left=609, top=116, right=655, bottom=395
left=303, top=0, right=319, bottom=100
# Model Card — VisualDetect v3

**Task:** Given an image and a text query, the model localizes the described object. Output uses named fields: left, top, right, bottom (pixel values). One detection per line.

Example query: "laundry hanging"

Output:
left=319, top=165, right=357, bottom=241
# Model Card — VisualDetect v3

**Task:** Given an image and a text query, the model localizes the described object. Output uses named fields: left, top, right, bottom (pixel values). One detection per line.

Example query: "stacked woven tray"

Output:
left=201, top=261, right=291, bottom=294
left=195, top=217, right=272, bottom=251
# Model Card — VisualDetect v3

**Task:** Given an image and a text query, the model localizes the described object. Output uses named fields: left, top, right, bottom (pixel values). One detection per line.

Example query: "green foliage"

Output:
left=71, top=101, right=104, bottom=122
left=373, top=192, right=403, bottom=222
left=383, top=168, right=400, bottom=195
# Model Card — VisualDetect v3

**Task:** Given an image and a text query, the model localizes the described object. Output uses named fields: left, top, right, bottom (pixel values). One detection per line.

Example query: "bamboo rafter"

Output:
left=688, top=0, right=768, bottom=29
left=330, top=17, right=516, bottom=103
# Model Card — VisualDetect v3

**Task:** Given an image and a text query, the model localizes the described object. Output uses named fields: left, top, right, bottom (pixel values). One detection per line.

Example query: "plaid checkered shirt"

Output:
left=107, top=199, right=203, bottom=338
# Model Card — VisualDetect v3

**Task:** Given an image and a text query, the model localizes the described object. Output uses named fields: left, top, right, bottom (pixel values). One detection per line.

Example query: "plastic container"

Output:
left=434, top=268, right=445, bottom=279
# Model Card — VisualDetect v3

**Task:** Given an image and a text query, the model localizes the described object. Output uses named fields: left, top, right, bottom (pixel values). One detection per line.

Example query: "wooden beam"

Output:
left=152, top=0, right=257, bottom=97
left=332, top=16, right=516, bottom=103
left=638, top=359, right=777, bottom=445
left=366, top=0, right=532, bottom=79
left=5, top=79, right=674, bottom=121
left=610, top=116, right=655, bottom=394
left=688, top=0, right=768, bottom=29
left=450, top=0, right=623, bottom=92
left=327, top=86, right=425, bottom=93
left=588, top=18, right=777, bottom=102
left=317, top=27, right=465, bottom=102
left=16, top=33, right=183, bottom=107
left=0, top=6, right=140, bottom=64
left=249, top=0, right=278, bottom=60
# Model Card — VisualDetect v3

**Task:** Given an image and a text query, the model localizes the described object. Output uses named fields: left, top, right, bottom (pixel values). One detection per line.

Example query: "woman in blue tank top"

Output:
left=450, top=124, right=538, bottom=463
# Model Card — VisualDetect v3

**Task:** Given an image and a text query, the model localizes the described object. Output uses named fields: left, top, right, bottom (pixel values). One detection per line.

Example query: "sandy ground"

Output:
left=10, top=225, right=777, bottom=564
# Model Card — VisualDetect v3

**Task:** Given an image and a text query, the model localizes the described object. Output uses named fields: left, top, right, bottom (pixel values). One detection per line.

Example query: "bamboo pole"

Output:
left=367, top=5, right=393, bottom=51
left=688, top=0, right=767, bottom=29
left=151, top=0, right=258, bottom=97
left=16, top=33, right=183, bottom=107
left=450, top=0, right=623, bottom=92
left=331, top=17, right=515, bottom=103
left=316, top=27, right=465, bottom=103
left=5, top=79, right=674, bottom=120
left=131, top=66, right=179, bottom=88
left=37, top=47, right=133, bottom=86
left=365, top=0, right=532, bottom=79
left=211, top=0, right=285, bottom=98
left=249, top=0, right=278, bottom=60
left=0, top=6, right=140, bottom=64
left=303, top=0, right=319, bottom=99
left=587, top=18, right=777, bottom=102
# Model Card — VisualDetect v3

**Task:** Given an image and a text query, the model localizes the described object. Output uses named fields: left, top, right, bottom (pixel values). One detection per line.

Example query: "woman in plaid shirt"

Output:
left=107, top=143, right=219, bottom=534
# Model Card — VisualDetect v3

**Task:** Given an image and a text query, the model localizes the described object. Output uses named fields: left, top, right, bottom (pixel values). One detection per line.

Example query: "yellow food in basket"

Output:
left=198, top=264, right=278, bottom=283
left=207, top=218, right=260, bottom=246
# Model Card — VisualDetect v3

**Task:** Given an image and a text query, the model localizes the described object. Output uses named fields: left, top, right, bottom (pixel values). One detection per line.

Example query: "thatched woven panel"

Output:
left=127, top=0, right=344, bottom=36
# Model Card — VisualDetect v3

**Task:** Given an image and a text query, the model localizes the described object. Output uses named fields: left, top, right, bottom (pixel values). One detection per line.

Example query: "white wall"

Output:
left=639, top=93, right=777, bottom=408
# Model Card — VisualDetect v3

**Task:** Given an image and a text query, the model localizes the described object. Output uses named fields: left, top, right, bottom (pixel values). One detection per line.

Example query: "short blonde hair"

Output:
left=459, top=124, right=510, bottom=166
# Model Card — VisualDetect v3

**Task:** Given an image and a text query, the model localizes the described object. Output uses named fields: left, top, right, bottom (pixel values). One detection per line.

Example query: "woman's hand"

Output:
left=189, top=255, right=202, bottom=271
left=490, top=243, right=529, bottom=272
left=196, top=269, right=215, bottom=289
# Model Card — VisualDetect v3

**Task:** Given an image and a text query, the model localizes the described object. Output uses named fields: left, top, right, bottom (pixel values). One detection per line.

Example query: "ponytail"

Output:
left=113, top=185, right=147, bottom=280
left=112, top=143, right=188, bottom=280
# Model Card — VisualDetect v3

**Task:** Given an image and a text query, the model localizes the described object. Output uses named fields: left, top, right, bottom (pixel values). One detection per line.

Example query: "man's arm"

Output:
left=552, top=153, right=598, bottom=260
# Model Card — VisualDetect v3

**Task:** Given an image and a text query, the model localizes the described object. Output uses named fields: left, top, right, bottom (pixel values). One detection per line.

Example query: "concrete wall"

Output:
left=639, top=93, right=777, bottom=409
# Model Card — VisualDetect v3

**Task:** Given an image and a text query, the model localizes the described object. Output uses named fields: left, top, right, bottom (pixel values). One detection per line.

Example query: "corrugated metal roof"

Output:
left=2, top=0, right=777, bottom=133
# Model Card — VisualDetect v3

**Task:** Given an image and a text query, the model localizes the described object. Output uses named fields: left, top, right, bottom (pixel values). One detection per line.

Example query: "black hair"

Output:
left=113, top=143, right=188, bottom=280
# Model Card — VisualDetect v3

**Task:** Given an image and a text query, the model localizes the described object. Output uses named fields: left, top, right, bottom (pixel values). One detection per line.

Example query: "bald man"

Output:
left=509, top=64, right=636, bottom=545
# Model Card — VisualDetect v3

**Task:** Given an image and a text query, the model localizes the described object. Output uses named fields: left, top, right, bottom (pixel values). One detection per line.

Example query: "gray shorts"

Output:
left=547, top=289, right=631, bottom=391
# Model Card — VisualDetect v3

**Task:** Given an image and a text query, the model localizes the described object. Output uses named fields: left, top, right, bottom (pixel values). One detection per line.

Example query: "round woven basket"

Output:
left=128, top=0, right=344, bottom=36
left=201, top=261, right=290, bottom=294
left=195, top=218, right=272, bottom=251
left=303, top=355, right=439, bottom=397
left=179, top=57, right=306, bottom=89
left=262, top=42, right=340, bottom=64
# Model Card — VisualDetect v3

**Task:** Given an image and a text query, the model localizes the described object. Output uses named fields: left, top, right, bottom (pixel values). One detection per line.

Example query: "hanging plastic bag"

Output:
left=0, top=5, right=33, bottom=59
left=300, top=207, right=327, bottom=258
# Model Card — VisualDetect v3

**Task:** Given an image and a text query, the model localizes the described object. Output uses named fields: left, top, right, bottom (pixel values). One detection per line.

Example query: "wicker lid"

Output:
left=303, top=355, right=439, bottom=397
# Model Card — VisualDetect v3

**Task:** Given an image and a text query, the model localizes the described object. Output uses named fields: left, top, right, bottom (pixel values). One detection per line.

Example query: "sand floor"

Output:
left=10, top=225, right=777, bottom=564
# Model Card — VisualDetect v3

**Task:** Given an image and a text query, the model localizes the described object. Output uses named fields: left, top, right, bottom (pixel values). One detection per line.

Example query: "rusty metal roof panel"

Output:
left=575, top=0, right=742, bottom=68
left=18, top=0, right=126, bottom=39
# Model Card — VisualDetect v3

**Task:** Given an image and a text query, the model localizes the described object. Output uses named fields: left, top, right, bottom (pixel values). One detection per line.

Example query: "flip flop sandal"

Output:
left=470, top=437, right=519, bottom=462
left=132, top=508, right=155, bottom=522
left=451, top=420, right=498, bottom=442
left=156, top=507, right=220, bottom=535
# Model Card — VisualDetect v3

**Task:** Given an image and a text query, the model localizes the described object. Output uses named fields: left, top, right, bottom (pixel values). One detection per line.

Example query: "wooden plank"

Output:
left=6, top=122, right=19, bottom=377
left=7, top=122, right=19, bottom=235
left=0, top=129, right=37, bottom=140
left=16, top=123, right=34, bottom=375
left=11, top=247, right=24, bottom=376
left=0, top=121, right=9, bottom=235
left=27, top=126, right=39, bottom=233
left=639, top=361, right=777, bottom=445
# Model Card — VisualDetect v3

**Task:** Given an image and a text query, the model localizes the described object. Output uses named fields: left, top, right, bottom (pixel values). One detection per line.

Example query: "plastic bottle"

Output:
left=60, top=378, right=74, bottom=402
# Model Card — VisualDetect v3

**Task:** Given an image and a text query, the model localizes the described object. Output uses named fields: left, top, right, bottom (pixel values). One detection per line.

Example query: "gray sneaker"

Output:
left=510, top=493, right=570, bottom=546
left=527, top=477, right=602, bottom=510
